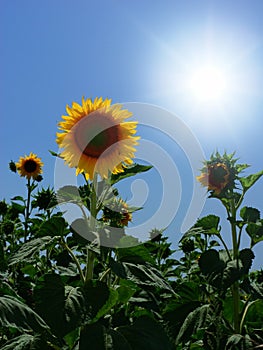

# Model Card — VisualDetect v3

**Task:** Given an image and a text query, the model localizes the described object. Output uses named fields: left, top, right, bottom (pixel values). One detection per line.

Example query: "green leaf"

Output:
left=93, top=288, right=118, bottom=322
left=0, top=334, right=35, bottom=350
left=246, top=221, right=263, bottom=246
left=240, top=206, right=260, bottom=223
left=110, top=163, right=152, bottom=185
left=9, top=236, right=60, bottom=265
left=10, top=201, right=25, bottom=214
left=121, top=261, right=174, bottom=292
left=175, top=304, right=210, bottom=345
left=116, top=285, right=136, bottom=304
left=1, top=334, right=53, bottom=350
left=79, top=323, right=109, bottom=350
left=226, top=334, right=253, bottom=350
left=9, top=236, right=57, bottom=265
left=198, top=250, right=225, bottom=275
left=194, top=215, right=220, bottom=235
left=49, top=149, right=60, bottom=157
left=84, top=280, right=112, bottom=321
left=116, top=316, right=174, bottom=350
left=243, top=299, right=263, bottom=329
left=56, top=185, right=82, bottom=204
left=117, top=237, right=156, bottom=265
left=38, top=216, right=68, bottom=237
left=34, top=273, right=65, bottom=338
left=10, top=196, right=25, bottom=203
left=0, top=295, right=50, bottom=333
left=64, top=285, right=86, bottom=332
left=240, top=169, right=263, bottom=192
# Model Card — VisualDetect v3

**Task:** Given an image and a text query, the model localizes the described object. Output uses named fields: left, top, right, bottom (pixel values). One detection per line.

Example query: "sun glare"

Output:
left=189, top=65, right=227, bottom=102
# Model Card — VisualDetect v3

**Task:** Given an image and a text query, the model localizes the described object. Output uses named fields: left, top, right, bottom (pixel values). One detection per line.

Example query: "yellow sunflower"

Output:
left=16, top=153, right=43, bottom=180
left=56, top=97, right=140, bottom=180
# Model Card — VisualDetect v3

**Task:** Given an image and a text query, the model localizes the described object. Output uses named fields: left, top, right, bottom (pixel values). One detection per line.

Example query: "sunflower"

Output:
left=16, top=153, right=43, bottom=180
left=197, top=162, right=230, bottom=195
left=56, top=97, right=140, bottom=180
left=102, top=198, right=132, bottom=227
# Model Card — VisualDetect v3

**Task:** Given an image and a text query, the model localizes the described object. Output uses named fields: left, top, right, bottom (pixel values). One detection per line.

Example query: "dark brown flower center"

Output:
left=209, top=164, right=228, bottom=186
left=74, top=113, right=120, bottom=158
left=24, top=160, right=37, bottom=173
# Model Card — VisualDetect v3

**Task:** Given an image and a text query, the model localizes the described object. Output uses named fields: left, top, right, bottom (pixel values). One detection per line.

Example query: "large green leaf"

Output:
left=34, top=274, right=65, bottom=337
left=116, top=316, right=174, bottom=350
left=9, top=236, right=59, bottom=265
left=240, top=170, right=263, bottom=193
left=84, top=280, right=113, bottom=321
left=175, top=304, right=211, bottom=345
left=114, top=261, right=174, bottom=292
left=64, top=285, right=86, bottom=332
left=38, top=216, right=69, bottom=237
left=0, top=295, right=50, bottom=333
left=110, top=164, right=152, bottom=185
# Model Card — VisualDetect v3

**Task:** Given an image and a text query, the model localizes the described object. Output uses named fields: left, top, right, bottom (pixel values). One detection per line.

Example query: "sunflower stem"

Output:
left=230, top=197, right=240, bottom=333
left=24, top=179, right=32, bottom=242
left=60, top=237, right=85, bottom=284
left=86, top=173, right=98, bottom=281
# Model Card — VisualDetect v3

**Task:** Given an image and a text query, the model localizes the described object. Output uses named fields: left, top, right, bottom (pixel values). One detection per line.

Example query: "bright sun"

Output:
left=189, top=65, right=227, bottom=102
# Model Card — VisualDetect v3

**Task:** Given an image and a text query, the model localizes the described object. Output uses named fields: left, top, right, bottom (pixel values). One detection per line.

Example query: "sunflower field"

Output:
left=1, top=98, right=263, bottom=349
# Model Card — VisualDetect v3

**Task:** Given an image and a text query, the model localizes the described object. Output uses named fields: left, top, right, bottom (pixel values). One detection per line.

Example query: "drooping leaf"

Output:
left=240, top=170, right=263, bottom=193
left=0, top=295, right=50, bottom=333
left=9, top=236, right=60, bottom=265
left=110, top=164, right=153, bottom=185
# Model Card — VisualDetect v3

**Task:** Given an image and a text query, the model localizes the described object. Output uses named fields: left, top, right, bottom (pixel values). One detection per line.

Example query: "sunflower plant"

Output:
left=1, top=96, right=263, bottom=349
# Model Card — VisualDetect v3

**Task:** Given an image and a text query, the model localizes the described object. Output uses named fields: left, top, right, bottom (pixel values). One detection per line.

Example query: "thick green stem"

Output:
left=85, top=173, right=98, bottom=282
left=230, top=198, right=240, bottom=333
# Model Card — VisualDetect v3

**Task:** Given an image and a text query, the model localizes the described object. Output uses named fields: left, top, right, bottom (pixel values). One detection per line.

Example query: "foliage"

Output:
left=0, top=152, right=262, bottom=349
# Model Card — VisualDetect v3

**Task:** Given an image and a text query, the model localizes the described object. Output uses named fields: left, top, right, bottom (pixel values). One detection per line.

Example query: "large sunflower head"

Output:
left=16, top=153, right=43, bottom=180
left=56, top=97, right=140, bottom=180
left=197, top=152, right=239, bottom=196
left=197, top=162, right=230, bottom=195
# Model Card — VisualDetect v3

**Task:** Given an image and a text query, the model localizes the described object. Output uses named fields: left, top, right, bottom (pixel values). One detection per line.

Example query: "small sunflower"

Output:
left=56, top=97, right=140, bottom=180
left=197, top=162, right=230, bottom=195
left=102, top=198, right=132, bottom=227
left=16, top=153, right=43, bottom=180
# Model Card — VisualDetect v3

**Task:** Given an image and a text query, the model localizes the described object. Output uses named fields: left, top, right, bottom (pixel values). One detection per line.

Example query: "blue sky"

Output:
left=1, top=1, right=263, bottom=267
